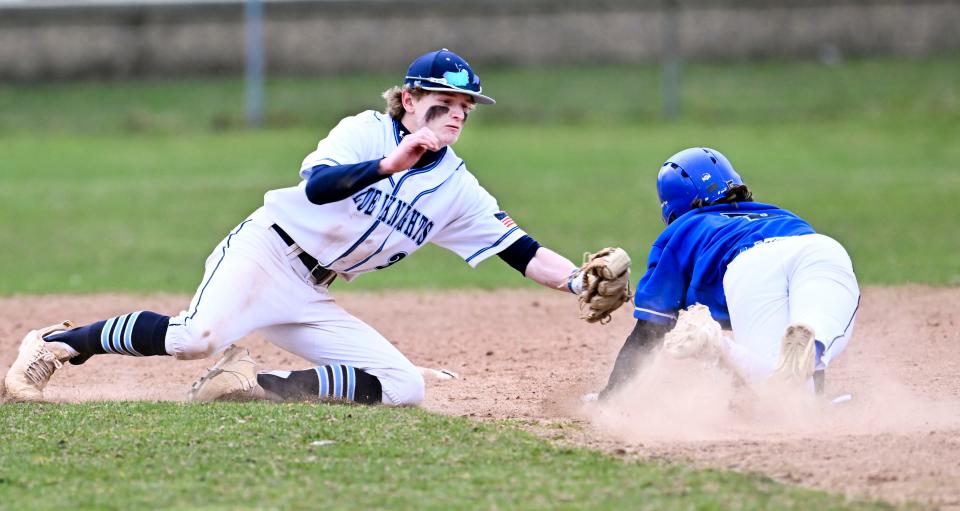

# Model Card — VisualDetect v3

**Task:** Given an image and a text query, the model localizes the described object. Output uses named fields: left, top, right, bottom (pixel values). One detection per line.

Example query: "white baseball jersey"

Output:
left=261, top=110, right=526, bottom=281
left=166, top=110, right=527, bottom=405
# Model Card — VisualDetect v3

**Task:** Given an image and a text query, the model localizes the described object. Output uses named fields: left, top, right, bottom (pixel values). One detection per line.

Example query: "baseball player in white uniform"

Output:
left=4, top=49, right=628, bottom=406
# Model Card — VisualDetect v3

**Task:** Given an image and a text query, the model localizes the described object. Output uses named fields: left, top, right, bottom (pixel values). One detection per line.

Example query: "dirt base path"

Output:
left=2, top=286, right=958, bottom=508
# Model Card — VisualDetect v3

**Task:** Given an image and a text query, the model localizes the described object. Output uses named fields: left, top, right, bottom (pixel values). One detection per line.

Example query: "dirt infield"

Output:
left=2, top=286, right=958, bottom=508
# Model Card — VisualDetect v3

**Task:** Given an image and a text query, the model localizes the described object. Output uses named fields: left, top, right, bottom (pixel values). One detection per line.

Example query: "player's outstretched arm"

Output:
left=503, top=243, right=632, bottom=322
left=525, top=247, right=633, bottom=324
left=522, top=247, right=578, bottom=291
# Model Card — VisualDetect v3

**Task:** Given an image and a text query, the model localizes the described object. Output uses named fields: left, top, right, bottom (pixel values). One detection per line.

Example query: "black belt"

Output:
left=271, top=224, right=336, bottom=286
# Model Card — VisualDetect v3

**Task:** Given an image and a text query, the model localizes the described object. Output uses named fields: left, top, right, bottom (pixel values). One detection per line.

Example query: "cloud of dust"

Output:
left=582, top=350, right=960, bottom=444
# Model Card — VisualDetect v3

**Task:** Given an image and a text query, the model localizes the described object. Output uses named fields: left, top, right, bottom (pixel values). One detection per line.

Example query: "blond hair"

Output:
left=382, top=85, right=427, bottom=120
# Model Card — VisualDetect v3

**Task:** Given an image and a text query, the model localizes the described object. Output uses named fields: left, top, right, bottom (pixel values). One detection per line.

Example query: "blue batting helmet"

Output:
left=657, top=147, right=744, bottom=224
left=404, top=48, right=495, bottom=105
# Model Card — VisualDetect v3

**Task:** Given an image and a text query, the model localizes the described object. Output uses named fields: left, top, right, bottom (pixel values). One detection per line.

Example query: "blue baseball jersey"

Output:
left=633, top=202, right=816, bottom=326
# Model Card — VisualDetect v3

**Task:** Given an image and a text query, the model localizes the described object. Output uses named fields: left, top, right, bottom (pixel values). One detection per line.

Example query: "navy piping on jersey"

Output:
left=185, top=219, right=253, bottom=324
left=409, top=170, right=460, bottom=206
left=824, top=293, right=861, bottom=352
left=327, top=221, right=381, bottom=268
left=390, top=118, right=447, bottom=185
left=392, top=118, right=404, bottom=145
left=323, top=119, right=453, bottom=268
left=314, top=157, right=340, bottom=168
left=325, top=154, right=447, bottom=267
left=385, top=116, right=404, bottom=186
left=387, top=118, right=448, bottom=189
left=305, top=158, right=341, bottom=178
left=343, top=246, right=387, bottom=273
left=342, top=173, right=457, bottom=272
left=465, top=226, right=521, bottom=264
left=390, top=152, right=446, bottom=193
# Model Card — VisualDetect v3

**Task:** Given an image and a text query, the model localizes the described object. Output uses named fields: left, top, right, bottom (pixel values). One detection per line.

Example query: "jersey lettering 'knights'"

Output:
left=351, top=188, right=434, bottom=245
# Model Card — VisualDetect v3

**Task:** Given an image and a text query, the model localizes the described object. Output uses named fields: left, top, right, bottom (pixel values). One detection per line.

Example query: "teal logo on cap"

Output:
left=443, top=70, right=470, bottom=87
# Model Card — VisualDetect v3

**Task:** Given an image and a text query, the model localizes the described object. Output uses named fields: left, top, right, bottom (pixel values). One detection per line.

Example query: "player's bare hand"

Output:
left=380, top=128, right=441, bottom=174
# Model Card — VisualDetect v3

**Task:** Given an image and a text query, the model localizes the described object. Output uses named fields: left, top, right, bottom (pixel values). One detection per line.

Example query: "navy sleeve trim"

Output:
left=633, top=306, right=677, bottom=324
left=304, top=159, right=387, bottom=205
left=497, top=235, right=541, bottom=275
left=465, top=226, right=520, bottom=264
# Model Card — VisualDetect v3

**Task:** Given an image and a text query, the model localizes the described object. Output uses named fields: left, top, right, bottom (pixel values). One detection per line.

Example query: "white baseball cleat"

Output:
left=661, top=304, right=723, bottom=362
left=187, top=345, right=265, bottom=402
left=3, top=321, right=77, bottom=403
left=829, top=393, right=853, bottom=405
left=416, top=366, right=459, bottom=381
left=771, top=323, right=817, bottom=384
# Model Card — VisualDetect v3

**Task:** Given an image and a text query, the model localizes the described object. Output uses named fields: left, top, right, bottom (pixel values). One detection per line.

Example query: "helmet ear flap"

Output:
left=657, top=162, right=699, bottom=225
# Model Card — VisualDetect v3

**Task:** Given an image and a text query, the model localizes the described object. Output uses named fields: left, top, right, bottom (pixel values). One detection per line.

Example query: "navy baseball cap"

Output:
left=404, top=48, right=495, bottom=105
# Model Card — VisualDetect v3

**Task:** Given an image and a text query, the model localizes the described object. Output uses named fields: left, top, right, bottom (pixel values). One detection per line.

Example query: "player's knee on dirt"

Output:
left=164, top=322, right=220, bottom=360
left=379, top=366, right=425, bottom=406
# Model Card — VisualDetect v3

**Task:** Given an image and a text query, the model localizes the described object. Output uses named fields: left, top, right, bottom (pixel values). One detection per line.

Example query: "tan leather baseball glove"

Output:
left=570, top=247, right=632, bottom=324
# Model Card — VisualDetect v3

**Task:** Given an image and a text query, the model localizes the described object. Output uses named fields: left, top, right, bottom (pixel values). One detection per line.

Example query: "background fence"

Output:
left=1, top=0, right=958, bottom=82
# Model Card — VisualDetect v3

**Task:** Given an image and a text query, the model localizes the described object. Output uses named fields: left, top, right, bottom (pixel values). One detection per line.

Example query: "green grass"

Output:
left=1, top=119, right=958, bottom=293
left=0, top=402, right=892, bottom=510
left=0, top=58, right=943, bottom=509
left=1, top=56, right=958, bottom=293
left=0, top=57, right=956, bottom=134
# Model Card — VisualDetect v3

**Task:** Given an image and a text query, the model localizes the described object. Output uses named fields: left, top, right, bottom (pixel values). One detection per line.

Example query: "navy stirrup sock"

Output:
left=45, top=311, right=171, bottom=365
left=813, top=340, right=827, bottom=395
left=257, top=366, right=382, bottom=404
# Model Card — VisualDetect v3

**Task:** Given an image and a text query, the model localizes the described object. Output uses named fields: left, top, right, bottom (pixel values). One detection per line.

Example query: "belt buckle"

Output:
left=309, top=264, right=336, bottom=287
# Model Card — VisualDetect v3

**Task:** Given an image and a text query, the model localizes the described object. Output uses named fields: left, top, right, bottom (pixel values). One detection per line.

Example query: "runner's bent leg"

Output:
left=722, top=240, right=793, bottom=384
left=786, top=234, right=860, bottom=370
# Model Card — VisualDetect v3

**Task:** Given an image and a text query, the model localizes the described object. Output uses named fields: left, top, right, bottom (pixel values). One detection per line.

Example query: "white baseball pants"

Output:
left=163, top=209, right=424, bottom=406
left=720, top=234, right=860, bottom=385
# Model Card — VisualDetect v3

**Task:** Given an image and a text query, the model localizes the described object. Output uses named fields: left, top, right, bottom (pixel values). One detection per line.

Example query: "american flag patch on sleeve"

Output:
left=494, top=211, right=516, bottom=228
